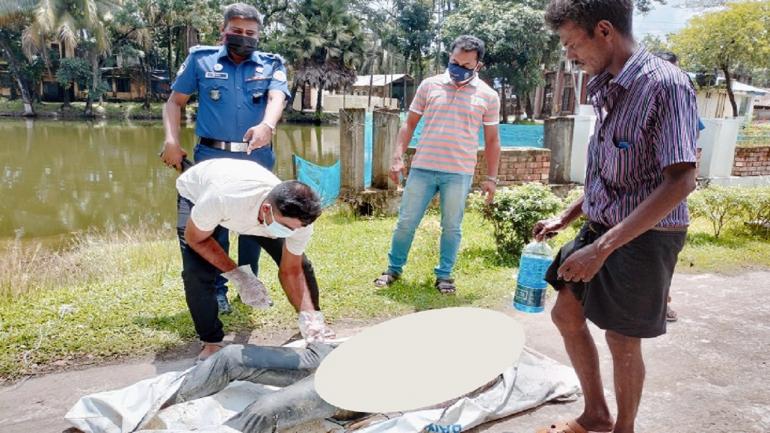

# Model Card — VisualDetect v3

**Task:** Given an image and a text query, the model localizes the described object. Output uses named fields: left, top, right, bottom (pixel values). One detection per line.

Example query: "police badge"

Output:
left=209, top=89, right=221, bottom=101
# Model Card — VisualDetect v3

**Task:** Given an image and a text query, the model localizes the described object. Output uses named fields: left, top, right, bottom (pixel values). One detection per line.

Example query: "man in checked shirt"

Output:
left=532, top=1, right=699, bottom=433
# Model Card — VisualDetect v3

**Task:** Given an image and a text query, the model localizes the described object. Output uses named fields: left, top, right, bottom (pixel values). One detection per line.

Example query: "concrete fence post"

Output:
left=372, top=109, right=401, bottom=190
left=339, top=108, right=366, bottom=191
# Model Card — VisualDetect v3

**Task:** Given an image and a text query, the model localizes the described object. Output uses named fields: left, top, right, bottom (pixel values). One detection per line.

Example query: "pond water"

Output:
left=0, top=118, right=543, bottom=240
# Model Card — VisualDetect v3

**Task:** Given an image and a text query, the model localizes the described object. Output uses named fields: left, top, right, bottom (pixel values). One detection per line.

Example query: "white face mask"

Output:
left=264, top=204, right=295, bottom=238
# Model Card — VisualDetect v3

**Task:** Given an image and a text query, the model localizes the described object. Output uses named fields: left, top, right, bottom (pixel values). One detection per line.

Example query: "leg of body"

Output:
left=605, top=331, right=644, bottom=433
left=174, top=343, right=334, bottom=404
left=551, top=287, right=614, bottom=432
left=434, top=172, right=473, bottom=280
left=224, top=375, right=339, bottom=433
left=387, top=168, right=438, bottom=276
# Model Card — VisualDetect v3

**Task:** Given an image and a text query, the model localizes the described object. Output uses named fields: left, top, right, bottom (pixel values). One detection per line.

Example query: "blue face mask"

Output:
left=448, top=62, right=476, bottom=84
left=264, top=204, right=295, bottom=238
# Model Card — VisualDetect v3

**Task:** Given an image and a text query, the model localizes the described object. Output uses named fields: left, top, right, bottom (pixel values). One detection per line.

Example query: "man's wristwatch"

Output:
left=486, top=176, right=498, bottom=185
left=260, top=121, right=277, bottom=135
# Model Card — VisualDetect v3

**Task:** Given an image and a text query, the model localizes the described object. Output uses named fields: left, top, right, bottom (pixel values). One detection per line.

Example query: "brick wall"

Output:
left=405, top=148, right=551, bottom=186
left=732, top=146, right=770, bottom=176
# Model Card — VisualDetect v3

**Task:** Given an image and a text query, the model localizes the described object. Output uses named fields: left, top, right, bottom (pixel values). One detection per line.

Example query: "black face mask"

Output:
left=225, top=33, right=258, bottom=58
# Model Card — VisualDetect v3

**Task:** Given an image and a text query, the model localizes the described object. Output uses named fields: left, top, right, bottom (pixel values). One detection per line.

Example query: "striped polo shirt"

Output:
left=409, top=72, right=500, bottom=175
left=583, top=47, right=698, bottom=228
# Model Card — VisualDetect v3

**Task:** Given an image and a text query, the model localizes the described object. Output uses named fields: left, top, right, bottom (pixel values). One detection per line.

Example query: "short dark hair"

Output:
left=267, top=181, right=322, bottom=226
left=450, top=35, right=485, bottom=62
left=545, top=0, right=634, bottom=37
left=223, top=3, right=262, bottom=27
left=653, top=51, right=678, bottom=65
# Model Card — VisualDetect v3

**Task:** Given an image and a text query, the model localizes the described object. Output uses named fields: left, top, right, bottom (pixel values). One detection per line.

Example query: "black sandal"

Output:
left=435, top=278, right=456, bottom=294
left=373, top=271, right=400, bottom=288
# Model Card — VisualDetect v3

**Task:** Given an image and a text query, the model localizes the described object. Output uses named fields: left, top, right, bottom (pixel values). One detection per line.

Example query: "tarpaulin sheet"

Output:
left=66, top=346, right=579, bottom=433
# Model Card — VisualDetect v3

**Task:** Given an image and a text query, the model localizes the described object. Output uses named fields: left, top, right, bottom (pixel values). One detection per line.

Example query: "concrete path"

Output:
left=1, top=272, right=769, bottom=433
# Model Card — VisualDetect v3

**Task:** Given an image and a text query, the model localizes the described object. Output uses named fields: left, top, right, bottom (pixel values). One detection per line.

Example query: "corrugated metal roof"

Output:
left=352, top=74, right=411, bottom=87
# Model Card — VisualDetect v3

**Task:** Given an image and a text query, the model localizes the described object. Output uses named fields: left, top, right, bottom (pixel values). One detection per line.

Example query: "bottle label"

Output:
left=517, top=254, right=553, bottom=289
left=514, top=284, right=546, bottom=308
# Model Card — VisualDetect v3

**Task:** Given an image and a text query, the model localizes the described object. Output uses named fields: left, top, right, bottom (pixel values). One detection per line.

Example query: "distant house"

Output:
left=0, top=41, right=169, bottom=103
left=292, top=74, right=415, bottom=113
left=695, top=80, right=768, bottom=122
left=351, top=74, right=415, bottom=108
left=533, top=61, right=588, bottom=119
left=755, top=92, right=770, bottom=121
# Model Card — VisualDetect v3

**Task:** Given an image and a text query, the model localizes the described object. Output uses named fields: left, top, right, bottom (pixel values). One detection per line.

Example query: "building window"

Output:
left=115, top=77, right=131, bottom=93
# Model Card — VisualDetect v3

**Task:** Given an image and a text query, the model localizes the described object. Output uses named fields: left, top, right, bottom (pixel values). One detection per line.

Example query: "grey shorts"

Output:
left=545, top=222, right=686, bottom=338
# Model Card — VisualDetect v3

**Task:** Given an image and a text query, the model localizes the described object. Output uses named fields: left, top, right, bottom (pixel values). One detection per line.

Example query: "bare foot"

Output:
left=576, top=413, right=615, bottom=432
left=666, top=305, right=678, bottom=322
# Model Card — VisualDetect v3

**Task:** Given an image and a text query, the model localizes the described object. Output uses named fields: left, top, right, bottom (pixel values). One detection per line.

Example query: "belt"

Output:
left=587, top=221, right=687, bottom=234
left=198, top=137, right=249, bottom=152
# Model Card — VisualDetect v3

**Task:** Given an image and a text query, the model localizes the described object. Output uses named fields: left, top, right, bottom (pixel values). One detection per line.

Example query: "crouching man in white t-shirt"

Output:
left=175, top=159, right=334, bottom=361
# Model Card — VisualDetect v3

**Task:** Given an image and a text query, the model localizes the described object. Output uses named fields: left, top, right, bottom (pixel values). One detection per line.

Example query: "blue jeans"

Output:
left=194, top=143, right=276, bottom=297
left=387, top=168, right=473, bottom=280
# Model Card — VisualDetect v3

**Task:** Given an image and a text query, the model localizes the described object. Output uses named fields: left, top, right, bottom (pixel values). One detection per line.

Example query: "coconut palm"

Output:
left=20, top=0, right=116, bottom=115
left=0, top=1, right=38, bottom=116
left=282, top=0, right=364, bottom=116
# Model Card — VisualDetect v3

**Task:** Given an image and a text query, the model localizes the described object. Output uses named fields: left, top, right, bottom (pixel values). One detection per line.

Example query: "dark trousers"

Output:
left=177, top=196, right=321, bottom=343
left=174, top=343, right=339, bottom=433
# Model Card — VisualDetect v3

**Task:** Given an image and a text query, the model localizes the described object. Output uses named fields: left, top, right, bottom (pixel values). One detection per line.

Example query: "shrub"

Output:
left=687, top=186, right=753, bottom=238
left=742, top=187, right=770, bottom=238
left=478, top=183, right=562, bottom=264
left=563, top=186, right=586, bottom=230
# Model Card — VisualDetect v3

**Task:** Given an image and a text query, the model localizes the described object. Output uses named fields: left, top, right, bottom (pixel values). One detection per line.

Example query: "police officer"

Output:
left=161, top=3, right=290, bottom=320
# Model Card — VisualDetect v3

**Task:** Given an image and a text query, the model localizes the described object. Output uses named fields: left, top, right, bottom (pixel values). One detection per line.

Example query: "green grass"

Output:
left=0, top=97, right=166, bottom=119
left=0, top=210, right=513, bottom=381
left=1, top=209, right=769, bottom=381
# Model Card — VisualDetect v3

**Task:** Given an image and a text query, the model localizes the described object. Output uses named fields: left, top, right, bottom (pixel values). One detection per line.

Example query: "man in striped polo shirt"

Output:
left=533, top=1, right=698, bottom=433
left=374, top=35, right=501, bottom=294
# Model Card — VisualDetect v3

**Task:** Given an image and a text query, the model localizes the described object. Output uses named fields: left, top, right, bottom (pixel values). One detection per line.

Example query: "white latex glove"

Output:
left=222, top=265, right=273, bottom=309
left=298, top=311, right=336, bottom=343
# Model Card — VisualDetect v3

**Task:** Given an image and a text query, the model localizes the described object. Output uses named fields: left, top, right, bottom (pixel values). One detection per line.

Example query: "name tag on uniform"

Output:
left=205, top=71, right=229, bottom=79
left=246, top=75, right=269, bottom=82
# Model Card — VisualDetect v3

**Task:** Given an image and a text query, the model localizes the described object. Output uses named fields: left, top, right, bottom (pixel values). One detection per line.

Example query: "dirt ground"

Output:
left=1, top=271, right=768, bottom=433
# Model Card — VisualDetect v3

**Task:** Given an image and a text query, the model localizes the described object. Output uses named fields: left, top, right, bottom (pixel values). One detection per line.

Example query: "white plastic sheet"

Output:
left=65, top=347, right=579, bottom=433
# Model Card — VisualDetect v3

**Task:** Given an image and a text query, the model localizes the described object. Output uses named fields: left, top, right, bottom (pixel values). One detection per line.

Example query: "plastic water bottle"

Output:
left=513, top=241, right=554, bottom=313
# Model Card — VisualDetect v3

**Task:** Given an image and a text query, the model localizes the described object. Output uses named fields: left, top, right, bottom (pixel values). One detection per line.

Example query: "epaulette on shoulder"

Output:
left=262, top=52, right=286, bottom=65
left=189, top=45, right=219, bottom=54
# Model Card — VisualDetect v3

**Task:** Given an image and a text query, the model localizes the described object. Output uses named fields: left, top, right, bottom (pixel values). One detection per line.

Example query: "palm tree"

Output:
left=20, top=0, right=115, bottom=115
left=281, top=0, right=364, bottom=117
left=0, top=1, right=37, bottom=116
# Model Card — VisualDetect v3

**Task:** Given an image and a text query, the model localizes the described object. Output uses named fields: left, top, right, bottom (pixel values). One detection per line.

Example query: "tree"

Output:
left=640, top=34, right=670, bottom=53
left=111, top=0, right=164, bottom=110
left=391, top=0, right=434, bottom=82
left=0, top=8, right=39, bottom=116
left=670, top=1, right=770, bottom=117
left=634, top=0, right=666, bottom=12
left=55, top=57, right=91, bottom=107
left=21, top=0, right=115, bottom=116
left=443, top=0, right=559, bottom=122
left=280, top=0, right=364, bottom=116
